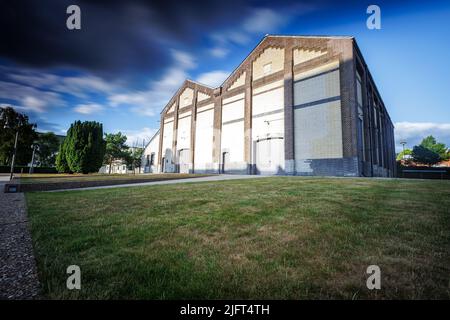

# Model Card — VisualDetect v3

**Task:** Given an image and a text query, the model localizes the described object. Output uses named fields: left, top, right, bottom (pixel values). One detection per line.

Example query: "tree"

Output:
left=130, top=147, right=144, bottom=173
left=63, top=121, right=106, bottom=174
left=396, top=148, right=412, bottom=161
left=55, top=140, right=70, bottom=173
left=419, top=135, right=449, bottom=161
left=412, top=145, right=440, bottom=165
left=36, top=132, right=61, bottom=167
left=0, top=106, right=37, bottom=166
left=103, top=132, right=129, bottom=174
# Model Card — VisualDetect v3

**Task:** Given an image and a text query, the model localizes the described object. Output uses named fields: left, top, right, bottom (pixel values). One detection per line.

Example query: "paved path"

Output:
left=48, top=174, right=266, bottom=192
left=0, top=177, right=40, bottom=299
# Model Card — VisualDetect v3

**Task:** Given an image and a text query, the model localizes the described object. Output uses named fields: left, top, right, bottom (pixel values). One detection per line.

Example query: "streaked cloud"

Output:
left=196, top=70, right=229, bottom=87
left=117, top=127, right=158, bottom=147
left=209, top=47, right=230, bottom=58
left=108, top=50, right=196, bottom=117
left=242, top=8, right=286, bottom=33
left=0, top=80, right=64, bottom=113
left=74, top=103, right=104, bottom=115
left=6, top=69, right=117, bottom=98
left=394, top=122, right=450, bottom=151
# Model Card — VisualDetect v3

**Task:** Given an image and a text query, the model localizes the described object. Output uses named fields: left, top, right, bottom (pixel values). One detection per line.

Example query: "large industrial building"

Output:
left=142, top=35, right=396, bottom=177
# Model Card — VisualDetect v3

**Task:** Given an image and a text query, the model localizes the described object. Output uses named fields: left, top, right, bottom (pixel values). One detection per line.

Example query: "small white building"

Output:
left=99, top=160, right=132, bottom=174
left=141, top=130, right=160, bottom=173
left=99, top=146, right=145, bottom=174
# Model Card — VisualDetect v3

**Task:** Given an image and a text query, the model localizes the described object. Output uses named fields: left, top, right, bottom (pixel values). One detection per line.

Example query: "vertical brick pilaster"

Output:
left=190, top=90, right=198, bottom=173
left=244, top=68, right=253, bottom=172
left=283, top=41, right=295, bottom=174
left=212, top=88, right=222, bottom=172
left=338, top=39, right=359, bottom=175
left=157, top=113, right=164, bottom=171
left=172, top=98, right=179, bottom=170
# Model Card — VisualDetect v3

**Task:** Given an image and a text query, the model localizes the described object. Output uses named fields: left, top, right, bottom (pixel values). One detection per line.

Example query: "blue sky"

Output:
left=1, top=0, right=449, bottom=151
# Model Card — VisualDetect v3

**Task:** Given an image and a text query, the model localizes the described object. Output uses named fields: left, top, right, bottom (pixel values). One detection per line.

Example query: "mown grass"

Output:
left=18, top=173, right=209, bottom=184
left=26, top=177, right=450, bottom=299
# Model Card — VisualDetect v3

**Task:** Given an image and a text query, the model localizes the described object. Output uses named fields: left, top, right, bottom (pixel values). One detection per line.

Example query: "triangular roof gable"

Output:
left=160, top=35, right=354, bottom=114
left=161, top=79, right=214, bottom=115
left=221, top=35, right=352, bottom=90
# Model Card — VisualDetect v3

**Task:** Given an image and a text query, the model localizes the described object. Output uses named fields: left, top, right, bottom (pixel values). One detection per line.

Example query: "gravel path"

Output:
left=0, top=177, right=40, bottom=299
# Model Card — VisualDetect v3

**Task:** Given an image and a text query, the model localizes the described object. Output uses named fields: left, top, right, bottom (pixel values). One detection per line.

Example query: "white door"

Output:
left=255, top=138, right=284, bottom=175
left=222, top=152, right=230, bottom=173
left=179, top=149, right=190, bottom=174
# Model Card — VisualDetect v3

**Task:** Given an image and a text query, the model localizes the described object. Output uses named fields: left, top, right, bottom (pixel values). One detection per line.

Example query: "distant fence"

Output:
left=397, top=165, right=450, bottom=180
left=0, top=165, right=57, bottom=174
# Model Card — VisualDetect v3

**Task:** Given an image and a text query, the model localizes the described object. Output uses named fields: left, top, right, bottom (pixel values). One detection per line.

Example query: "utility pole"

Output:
left=29, top=143, right=38, bottom=174
left=9, top=130, right=19, bottom=181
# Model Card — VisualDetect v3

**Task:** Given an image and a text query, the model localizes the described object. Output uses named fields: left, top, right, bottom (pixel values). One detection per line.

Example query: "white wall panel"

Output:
left=194, top=109, right=214, bottom=169
left=196, top=103, right=214, bottom=113
left=294, top=69, right=340, bottom=106
left=176, top=116, right=191, bottom=150
left=221, top=120, right=244, bottom=162
left=162, top=121, right=174, bottom=169
left=142, top=132, right=160, bottom=173
left=252, top=86, right=284, bottom=116
left=294, top=101, right=342, bottom=160
left=222, top=98, right=244, bottom=123
left=223, top=92, right=245, bottom=105
left=252, top=87, right=284, bottom=142
left=293, top=63, right=342, bottom=161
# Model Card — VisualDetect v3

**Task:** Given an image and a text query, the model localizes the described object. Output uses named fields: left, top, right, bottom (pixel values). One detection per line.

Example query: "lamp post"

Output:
left=400, top=140, right=407, bottom=160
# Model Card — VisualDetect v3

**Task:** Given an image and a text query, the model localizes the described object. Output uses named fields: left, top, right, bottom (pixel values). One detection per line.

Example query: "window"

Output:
left=150, top=153, right=155, bottom=166
left=263, top=63, right=272, bottom=75
left=356, top=70, right=365, bottom=161
left=373, top=105, right=379, bottom=165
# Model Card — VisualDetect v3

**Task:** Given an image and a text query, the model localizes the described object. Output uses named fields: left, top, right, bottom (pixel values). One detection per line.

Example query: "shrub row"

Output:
left=397, top=165, right=450, bottom=179
left=0, top=165, right=57, bottom=174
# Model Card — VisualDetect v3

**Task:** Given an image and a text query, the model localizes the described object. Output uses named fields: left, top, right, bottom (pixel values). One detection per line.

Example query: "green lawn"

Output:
left=26, top=177, right=450, bottom=299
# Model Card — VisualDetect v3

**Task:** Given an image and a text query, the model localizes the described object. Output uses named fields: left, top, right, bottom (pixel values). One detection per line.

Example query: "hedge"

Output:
left=0, top=165, right=57, bottom=174
left=397, top=164, right=450, bottom=180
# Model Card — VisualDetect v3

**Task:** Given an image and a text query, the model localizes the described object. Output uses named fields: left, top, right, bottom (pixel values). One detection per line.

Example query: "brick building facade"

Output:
left=142, top=35, right=396, bottom=177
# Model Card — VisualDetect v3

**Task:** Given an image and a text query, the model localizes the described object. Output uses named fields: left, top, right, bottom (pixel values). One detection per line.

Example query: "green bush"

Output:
left=412, top=145, right=440, bottom=165
left=55, top=139, right=70, bottom=173
left=58, top=121, right=106, bottom=174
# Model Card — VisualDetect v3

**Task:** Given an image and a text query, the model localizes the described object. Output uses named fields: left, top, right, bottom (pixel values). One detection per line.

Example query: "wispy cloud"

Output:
left=209, top=7, right=294, bottom=58
left=196, top=70, right=229, bottom=87
left=242, top=8, right=286, bottom=34
left=74, top=103, right=104, bottom=115
left=108, top=49, right=196, bottom=117
left=116, top=127, right=158, bottom=147
left=7, top=69, right=117, bottom=98
left=209, top=47, right=230, bottom=58
left=0, top=80, right=64, bottom=113
left=395, top=122, right=450, bottom=151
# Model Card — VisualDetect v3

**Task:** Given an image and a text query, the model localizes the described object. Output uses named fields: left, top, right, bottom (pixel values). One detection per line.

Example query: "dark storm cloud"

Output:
left=0, top=0, right=299, bottom=77
left=3, top=0, right=403, bottom=79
